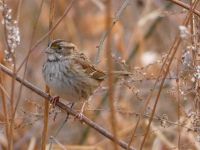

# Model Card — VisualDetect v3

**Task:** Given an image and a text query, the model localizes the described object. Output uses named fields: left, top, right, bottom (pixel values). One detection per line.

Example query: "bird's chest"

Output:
left=43, top=61, right=79, bottom=101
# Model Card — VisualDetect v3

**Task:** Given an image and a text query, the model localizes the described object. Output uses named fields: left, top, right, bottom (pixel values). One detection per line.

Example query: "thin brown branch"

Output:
left=0, top=72, right=9, bottom=149
left=16, top=0, right=23, bottom=22
left=42, top=87, right=50, bottom=150
left=176, top=64, right=181, bottom=149
left=42, top=0, right=56, bottom=149
left=2, top=1, right=17, bottom=149
left=0, top=63, right=136, bottom=150
left=106, top=0, right=119, bottom=149
left=166, top=0, right=200, bottom=17
left=95, top=0, right=130, bottom=64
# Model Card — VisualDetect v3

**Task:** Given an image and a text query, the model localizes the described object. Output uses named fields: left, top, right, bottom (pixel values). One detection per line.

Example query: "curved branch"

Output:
left=0, top=63, right=135, bottom=150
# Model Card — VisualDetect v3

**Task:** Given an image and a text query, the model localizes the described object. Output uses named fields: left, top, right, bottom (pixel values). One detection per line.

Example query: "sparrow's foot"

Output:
left=74, top=102, right=86, bottom=121
left=75, top=113, right=84, bottom=121
left=50, top=96, right=60, bottom=108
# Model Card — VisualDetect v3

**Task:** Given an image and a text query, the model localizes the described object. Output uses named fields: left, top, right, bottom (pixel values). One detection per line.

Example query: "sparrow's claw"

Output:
left=75, top=113, right=84, bottom=121
left=50, top=96, right=60, bottom=107
left=74, top=102, right=86, bottom=121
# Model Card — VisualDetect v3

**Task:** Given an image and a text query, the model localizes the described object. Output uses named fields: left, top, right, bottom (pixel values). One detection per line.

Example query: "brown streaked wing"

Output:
left=73, top=52, right=105, bottom=81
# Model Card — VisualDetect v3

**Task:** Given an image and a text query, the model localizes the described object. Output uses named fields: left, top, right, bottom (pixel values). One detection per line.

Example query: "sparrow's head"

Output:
left=45, top=39, right=77, bottom=61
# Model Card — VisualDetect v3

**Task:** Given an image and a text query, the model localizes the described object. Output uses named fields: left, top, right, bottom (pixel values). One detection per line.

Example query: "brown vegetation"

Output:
left=0, top=0, right=200, bottom=150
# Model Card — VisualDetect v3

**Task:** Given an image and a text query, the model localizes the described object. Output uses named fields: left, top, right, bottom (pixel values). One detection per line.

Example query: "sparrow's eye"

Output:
left=51, top=44, right=62, bottom=50
left=57, top=45, right=62, bottom=50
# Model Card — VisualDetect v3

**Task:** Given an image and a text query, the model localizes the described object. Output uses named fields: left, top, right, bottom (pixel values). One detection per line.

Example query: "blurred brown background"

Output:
left=0, top=0, right=199, bottom=150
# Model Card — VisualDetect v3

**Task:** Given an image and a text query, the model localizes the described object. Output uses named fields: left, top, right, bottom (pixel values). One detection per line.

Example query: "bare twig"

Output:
left=0, top=72, right=9, bottom=149
left=16, top=0, right=23, bottom=22
left=176, top=63, right=181, bottom=149
left=0, top=63, right=136, bottom=150
left=45, top=0, right=55, bottom=149
left=95, top=0, right=130, bottom=64
left=166, top=0, right=200, bottom=17
left=106, top=0, right=119, bottom=150
left=49, top=136, right=66, bottom=150
left=42, top=90, right=49, bottom=150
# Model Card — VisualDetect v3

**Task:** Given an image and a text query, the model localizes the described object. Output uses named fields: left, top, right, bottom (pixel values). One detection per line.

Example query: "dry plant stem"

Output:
left=90, top=0, right=105, bottom=10
left=48, top=0, right=55, bottom=41
left=191, top=3, right=200, bottom=115
left=9, top=64, right=16, bottom=150
left=49, top=104, right=73, bottom=150
left=127, top=94, right=153, bottom=149
left=16, top=0, right=75, bottom=73
left=44, top=0, right=55, bottom=149
left=42, top=86, right=50, bottom=150
left=2, top=0, right=16, bottom=149
left=190, top=2, right=196, bottom=71
left=95, top=0, right=130, bottom=64
left=15, top=0, right=24, bottom=119
left=49, top=136, right=66, bottom=150
left=16, top=0, right=23, bottom=22
left=140, top=1, right=199, bottom=149
left=129, top=1, right=197, bottom=149
left=176, top=66, right=181, bottom=149
left=140, top=39, right=181, bottom=150
left=0, top=83, right=10, bottom=99
left=13, top=0, right=45, bottom=120
left=130, top=41, right=179, bottom=144
left=194, top=15, right=200, bottom=116
left=0, top=64, right=136, bottom=150
left=127, top=61, right=169, bottom=147
left=127, top=44, right=173, bottom=148
left=166, top=0, right=200, bottom=17
left=127, top=15, right=176, bottom=148
left=106, top=0, right=119, bottom=150
left=126, top=7, right=171, bottom=147
left=2, top=2, right=11, bottom=148
left=0, top=73, right=9, bottom=149
left=190, top=0, right=194, bottom=46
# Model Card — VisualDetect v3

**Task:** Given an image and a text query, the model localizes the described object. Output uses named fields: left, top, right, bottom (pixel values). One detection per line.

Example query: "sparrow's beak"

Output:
left=44, top=48, right=53, bottom=54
